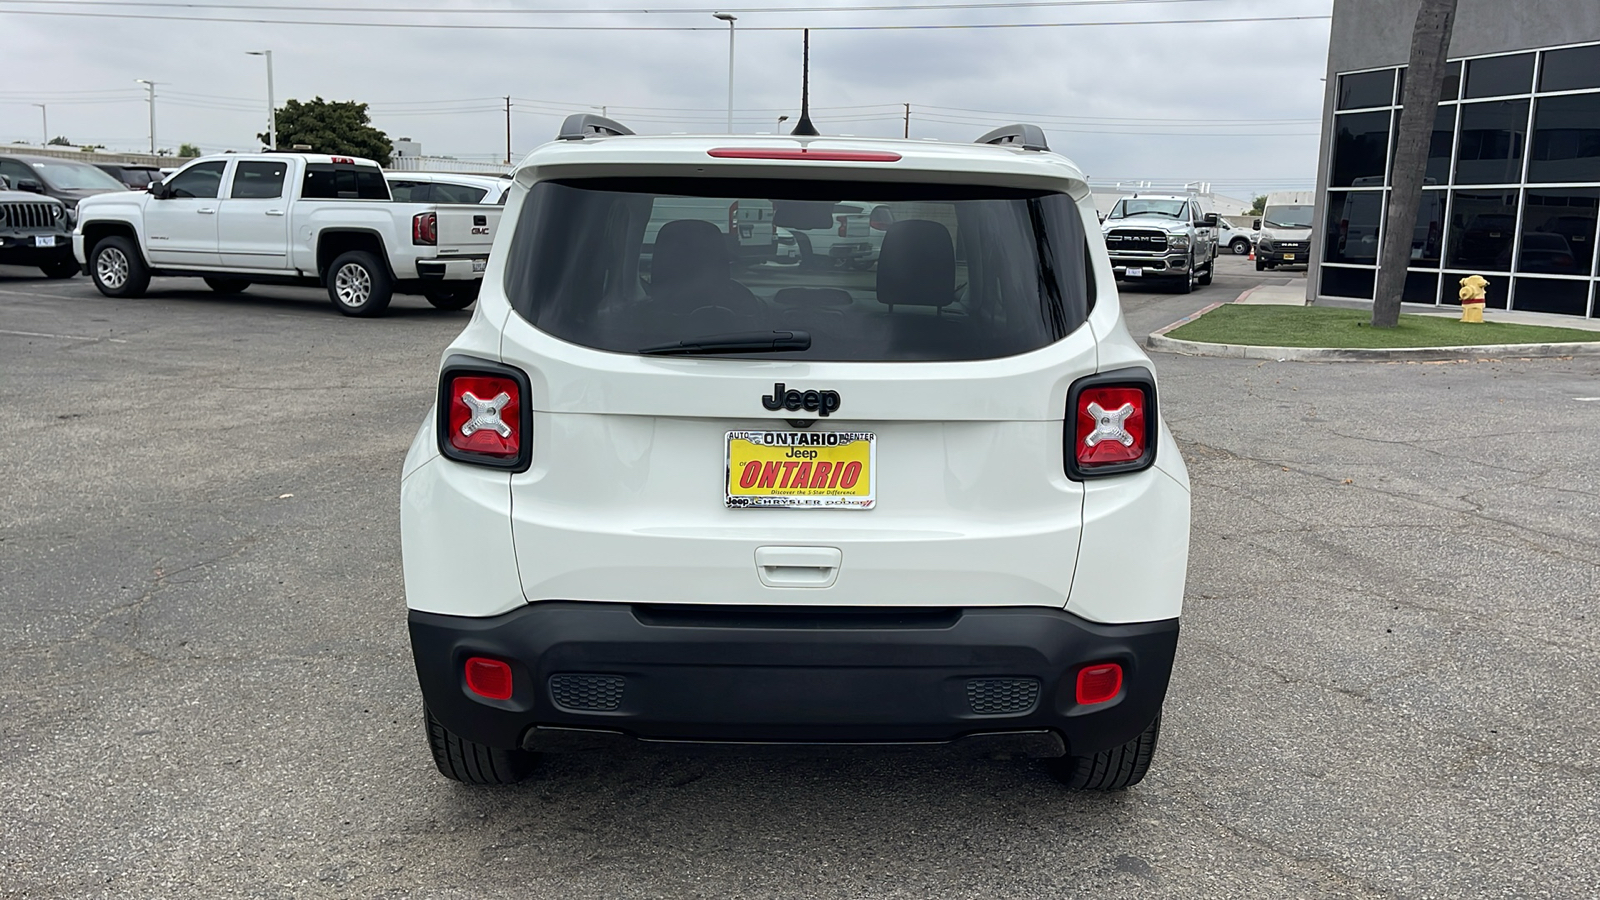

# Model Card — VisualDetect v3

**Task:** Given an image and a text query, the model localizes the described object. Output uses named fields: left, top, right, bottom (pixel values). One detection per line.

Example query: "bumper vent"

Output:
left=966, top=678, right=1041, bottom=715
left=549, top=674, right=625, bottom=712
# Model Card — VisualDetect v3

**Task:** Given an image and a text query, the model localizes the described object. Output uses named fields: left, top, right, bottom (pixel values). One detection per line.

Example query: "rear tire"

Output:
left=326, top=250, right=392, bottom=317
left=90, top=236, right=150, bottom=298
left=204, top=277, right=250, bottom=294
left=1047, top=714, right=1161, bottom=791
left=423, top=283, right=479, bottom=311
left=40, top=259, right=79, bottom=279
left=425, top=707, right=537, bottom=785
left=1231, top=238, right=1251, bottom=255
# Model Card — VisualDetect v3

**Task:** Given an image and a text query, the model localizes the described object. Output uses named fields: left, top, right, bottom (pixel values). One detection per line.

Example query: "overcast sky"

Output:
left=1, top=0, right=1332, bottom=197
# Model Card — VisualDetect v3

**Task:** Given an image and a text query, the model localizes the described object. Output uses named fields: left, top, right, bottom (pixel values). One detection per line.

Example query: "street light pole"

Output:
left=713, top=12, right=736, bottom=133
left=247, top=51, right=275, bottom=150
left=134, top=79, right=159, bottom=153
left=32, top=103, right=46, bottom=146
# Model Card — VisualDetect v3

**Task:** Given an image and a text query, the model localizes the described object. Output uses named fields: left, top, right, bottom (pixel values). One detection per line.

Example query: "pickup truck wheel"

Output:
left=90, top=236, right=150, bottom=298
left=40, top=259, right=79, bottom=279
left=203, top=277, right=250, bottom=294
left=1231, top=238, right=1251, bottom=255
left=1197, top=258, right=1214, bottom=286
left=1046, top=714, right=1161, bottom=791
left=425, top=707, right=537, bottom=785
left=327, top=251, right=392, bottom=317
left=1174, top=256, right=1195, bottom=294
left=423, top=284, right=478, bottom=311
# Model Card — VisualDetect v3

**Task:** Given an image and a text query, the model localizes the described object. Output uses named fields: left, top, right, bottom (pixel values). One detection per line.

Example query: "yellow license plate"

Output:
left=726, top=431, right=875, bottom=509
left=1283, top=253, right=1296, bottom=260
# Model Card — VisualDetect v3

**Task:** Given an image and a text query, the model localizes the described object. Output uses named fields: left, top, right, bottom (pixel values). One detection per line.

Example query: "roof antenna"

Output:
left=790, top=28, right=820, bottom=136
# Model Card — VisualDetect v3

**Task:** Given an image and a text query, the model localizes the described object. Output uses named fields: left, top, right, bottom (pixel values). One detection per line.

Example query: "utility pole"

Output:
left=505, top=96, right=512, bottom=165
left=1372, top=0, right=1459, bottom=327
left=135, top=79, right=159, bottom=153
left=33, top=103, right=46, bottom=146
left=247, top=51, right=275, bottom=149
left=713, top=12, right=737, bottom=133
left=903, top=103, right=910, bottom=139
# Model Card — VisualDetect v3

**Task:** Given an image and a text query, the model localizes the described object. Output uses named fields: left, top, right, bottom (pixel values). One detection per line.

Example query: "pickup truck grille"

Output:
left=1, top=202, right=61, bottom=231
left=1105, top=229, right=1168, bottom=253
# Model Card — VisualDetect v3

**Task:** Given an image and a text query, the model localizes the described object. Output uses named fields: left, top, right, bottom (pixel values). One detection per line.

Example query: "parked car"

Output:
left=385, top=171, right=512, bottom=205
left=95, top=163, right=165, bottom=191
left=1101, top=193, right=1219, bottom=292
left=775, top=202, right=893, bottom=269
left=73, top=153, right=503, bottom=315
left=402, top=115, right=1192, bottom=791
left=0, top=174, right=78, bottom=278
left=0, top=154, right=128, bottom=225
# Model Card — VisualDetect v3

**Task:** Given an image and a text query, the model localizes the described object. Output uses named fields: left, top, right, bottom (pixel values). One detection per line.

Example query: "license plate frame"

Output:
left=1125, top=266, right=1143, bottom=277
left=34, top=235, right=57, bottom=248
left=1283, top=253, right=1296, bottom=261
left=725, top=430, right=876, bottom=509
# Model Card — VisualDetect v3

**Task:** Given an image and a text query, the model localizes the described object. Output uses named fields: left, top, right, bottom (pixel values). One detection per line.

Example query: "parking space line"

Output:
left=0, top=328, right=128, bottom=344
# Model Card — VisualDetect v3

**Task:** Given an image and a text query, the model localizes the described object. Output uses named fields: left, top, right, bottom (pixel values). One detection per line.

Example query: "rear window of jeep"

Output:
left=503, top=177, right=1093, bottom=362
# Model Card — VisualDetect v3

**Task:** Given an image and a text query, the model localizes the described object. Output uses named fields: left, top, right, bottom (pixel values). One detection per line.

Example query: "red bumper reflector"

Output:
left=464, top=657, right=513, bottom=700
left=707, top=148, right=903, bottom=162
left=1075, top=663, right=1123, bottom=705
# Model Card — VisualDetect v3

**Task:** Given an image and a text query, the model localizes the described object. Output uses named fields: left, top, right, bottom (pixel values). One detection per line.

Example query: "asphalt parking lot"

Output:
left=3, top=256, right=1597, bottom=899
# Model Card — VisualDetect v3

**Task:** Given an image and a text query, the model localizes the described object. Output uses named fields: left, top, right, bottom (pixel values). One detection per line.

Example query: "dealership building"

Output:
left=1310, top=1, right=1600, bottom=317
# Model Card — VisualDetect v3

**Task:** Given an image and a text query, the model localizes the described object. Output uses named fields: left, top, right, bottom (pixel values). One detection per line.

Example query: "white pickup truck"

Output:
left=72, top=153, right=500, bottom=316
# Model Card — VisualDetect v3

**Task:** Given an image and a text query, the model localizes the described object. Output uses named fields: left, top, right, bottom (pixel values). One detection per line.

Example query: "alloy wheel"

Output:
left=335, top=263, right=372, bottom=308
left=96, top=247, right=129, bottom=290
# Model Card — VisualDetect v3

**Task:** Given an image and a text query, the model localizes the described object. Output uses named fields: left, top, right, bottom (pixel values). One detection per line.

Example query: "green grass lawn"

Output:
left=1165, top=304, right=1600, bottom=349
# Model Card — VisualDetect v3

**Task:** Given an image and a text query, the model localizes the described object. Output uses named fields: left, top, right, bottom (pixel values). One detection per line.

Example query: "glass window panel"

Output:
left=1440, top=61, right=1462, bottom=102
left=165, top=161, right=227, bottom=199
left=1513, top=278, right=1591, bottom=316
left=1455, top=100, right=1529, bottom=184
left=1519, top=188, right=1598, bottom=276
left=1331, top=111, right=1392, bottom=187
left=1320, top=266, right=1375, bottom=299
left=1539, top=44, right=1600, bottom=93
left=1447, top=190, right=1519, bottom=271
left=1338, top=69, right=1396, bottom=110
left=1403, top=271, right=1439, bottom=305
left=1529, top=93, right=1600, bottom=183
left=1410, top=189, right=1447, bottom=267
left=1464, top=53, right=1534, bottom=98
left=1426, top=105, right=1456, bottom=184
left=1324, top=190, right=1384, bottom=264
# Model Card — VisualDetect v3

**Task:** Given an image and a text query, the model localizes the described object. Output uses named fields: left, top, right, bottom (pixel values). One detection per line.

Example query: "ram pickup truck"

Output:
left=1100, top=193, right=1218, bottom=293
left=72, top=153, right=501, bottom=316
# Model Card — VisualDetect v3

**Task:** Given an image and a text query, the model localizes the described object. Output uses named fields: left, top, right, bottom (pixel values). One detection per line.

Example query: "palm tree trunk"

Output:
left=1372, top=0, right=1460, bottom=328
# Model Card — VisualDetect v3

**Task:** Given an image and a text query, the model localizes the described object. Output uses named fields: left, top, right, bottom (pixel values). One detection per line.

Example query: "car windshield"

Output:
left=1264, top=205, right=1315, bottom=229
left=33, top=161, right=127, bottom=191
left=503, top=177, right=1093, bottom=362
left=1110, top=199, right=1186, bottom=219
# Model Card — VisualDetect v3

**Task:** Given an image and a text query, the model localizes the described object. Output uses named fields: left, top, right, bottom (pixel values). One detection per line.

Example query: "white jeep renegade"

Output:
left=401, top=116, right=1191, bottom=790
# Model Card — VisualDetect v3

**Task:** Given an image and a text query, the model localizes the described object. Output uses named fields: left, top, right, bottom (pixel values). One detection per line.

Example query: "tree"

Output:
left=178, top=143, right=202, bottom=158
left=1248, top=195, right=1268, bottom=216
left=260, top=97, right=392, bottom=165
left=1372, top=0, right=1459, bottom=328
left=47, top=136, right=72, bottom=146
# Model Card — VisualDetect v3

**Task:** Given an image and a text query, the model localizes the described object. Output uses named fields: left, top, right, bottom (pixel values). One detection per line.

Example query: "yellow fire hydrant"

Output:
left=1459, top=275, right=1489, bottom=323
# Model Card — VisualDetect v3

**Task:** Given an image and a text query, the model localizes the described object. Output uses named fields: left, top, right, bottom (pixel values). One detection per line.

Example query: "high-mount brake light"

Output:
left=1065, top=368, right=1158, bottom=479
left=436, top=359, right=533, bottom=471
left=1075, top=663, right=1123, bottom=705
left=412, top=211, right=437, bottom=246
left=464, top=657, right=513, bottom=700
left=706, top=148, right=903, bottom=162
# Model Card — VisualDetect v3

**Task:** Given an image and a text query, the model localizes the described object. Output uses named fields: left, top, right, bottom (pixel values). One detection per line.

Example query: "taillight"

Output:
left=464, top=657, right=513, bottom=700
left=837, top=216, right=848, bottom=238
left=1065, top=368, right=1158, bottom=479
left=1075, top=663, right=1123, bottom=705
left=413, top=211, right=437, bottom=245
left=437, top=359, right=532, bottom=471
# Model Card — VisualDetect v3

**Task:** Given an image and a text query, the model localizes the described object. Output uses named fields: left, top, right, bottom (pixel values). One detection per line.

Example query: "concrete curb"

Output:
left=1147, top=297, right=1600, bottom=361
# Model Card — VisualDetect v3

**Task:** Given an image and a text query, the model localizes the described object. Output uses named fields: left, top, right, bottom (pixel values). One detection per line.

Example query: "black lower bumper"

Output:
left=0, top=236, right=75, bottom=266
left=410, top=603, right=1179, bottom=758
left=1257, top=249, right=1308, bottom=266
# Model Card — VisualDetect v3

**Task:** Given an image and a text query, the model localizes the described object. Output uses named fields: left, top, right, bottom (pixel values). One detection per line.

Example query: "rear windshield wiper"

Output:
left=639, top=330, right=812, bottom=356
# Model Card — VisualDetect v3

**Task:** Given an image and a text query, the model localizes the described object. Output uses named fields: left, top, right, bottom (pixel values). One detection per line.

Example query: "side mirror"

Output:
left=149, top=180, right=172, bottom=199
left=1202, top=213, right=1219, bottom=227
left=1252, top=218, right=1262, bottom=230
left=17, top=179, right=45, bottom=194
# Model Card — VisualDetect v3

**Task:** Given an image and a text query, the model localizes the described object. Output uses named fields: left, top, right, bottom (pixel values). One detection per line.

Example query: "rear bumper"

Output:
left=415, top=256, right=488, bottom=281
left=411, top=602, right=1178, bottom=757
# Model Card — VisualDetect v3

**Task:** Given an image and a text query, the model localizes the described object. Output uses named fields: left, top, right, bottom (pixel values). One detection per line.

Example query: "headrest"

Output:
left=876, top=219, right=956, bottom=308
left=652, top=219, right=730, bottom=290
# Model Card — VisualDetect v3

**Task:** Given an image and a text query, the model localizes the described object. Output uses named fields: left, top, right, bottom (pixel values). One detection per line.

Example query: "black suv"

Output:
left=0, top=154, right=128, bottom=224
left=95, top=162, right=164, bottom=190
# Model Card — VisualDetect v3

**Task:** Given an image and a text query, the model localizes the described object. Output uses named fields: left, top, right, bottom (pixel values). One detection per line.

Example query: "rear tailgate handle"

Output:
left=755, top=546, right=841, bottom=589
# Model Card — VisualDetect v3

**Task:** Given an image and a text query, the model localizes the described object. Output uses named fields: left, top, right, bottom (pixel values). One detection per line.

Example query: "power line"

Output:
left=0, top=0, right=1309, bottom=14
left=0, top=7, right=1333, bottom=30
